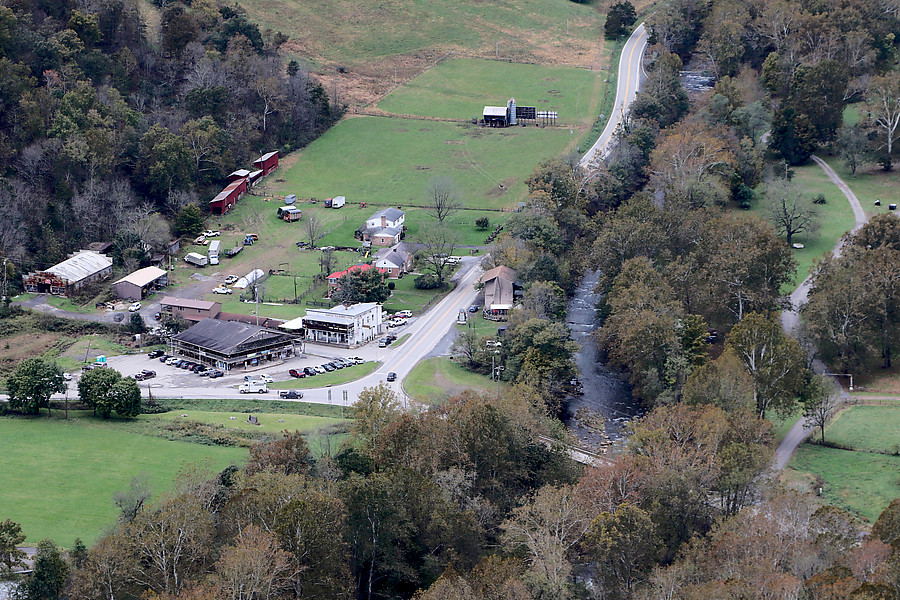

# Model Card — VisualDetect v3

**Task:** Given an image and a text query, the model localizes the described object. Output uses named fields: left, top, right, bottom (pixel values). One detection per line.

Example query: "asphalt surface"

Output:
left=579, top=23, right=648, bottom=169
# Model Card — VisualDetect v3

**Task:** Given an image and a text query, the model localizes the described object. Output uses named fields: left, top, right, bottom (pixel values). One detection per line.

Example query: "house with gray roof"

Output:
left=172, top=318, right=299, bottom=370
left=356, top=208, right=405, bottom=247
left=22, top=250, right=113, bottom=297
left=374, top=242, right=413, bottom=278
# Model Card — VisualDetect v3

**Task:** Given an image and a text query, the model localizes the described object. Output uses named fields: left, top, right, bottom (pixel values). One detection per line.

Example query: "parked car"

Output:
left=313, top=365, right=326, bottom=374
left=159, top=355, right=171, bottom=363
left=468, top=305, right=479, bottom=312
left=128, top=302, right=142, bottom=312
left=279, top=390, right=304, bottom=399
left=485, top=340, right=502, bottom=348
left=348, top=356, right=365, bottom=364
left=378, top=339, right=389, bottom=348
left=135, top=369, right=156, bottom=381
left=330, top=361, right=344, bottom=369
left=193, top=235, right=207, bottom=245
left=166, top=357, right=180, bottom=365
left=203, top=230, right=220, bottom=237
left=386, top=372, right=397, bottom=382
left=199, top=370, right=211, bottom=377
left=224, top=275, right=239, bottom=284
left=386, top=334, right=397, bottom=342
left=303, top=367, right=317, bottom=376
left=396, top=310, right=412, bottom=318
left=321, top=363, right=335, bottom=372
left=208, top=370, right=224, bottom=378
left=148, top=350, right=164, bottom=359
left=212, top=286, right=232, bottom=294
left=288, top=369, right=305, bottom=378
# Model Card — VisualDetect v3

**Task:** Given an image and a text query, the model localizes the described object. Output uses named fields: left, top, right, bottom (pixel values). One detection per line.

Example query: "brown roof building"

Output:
left=480, top=265, right=518, bottom=321
left=159, top=297, right=222, bottom=322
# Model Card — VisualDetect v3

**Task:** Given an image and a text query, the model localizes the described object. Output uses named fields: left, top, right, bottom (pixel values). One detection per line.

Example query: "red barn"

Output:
left=209, top=178, right=248, bottom=215
left=253, top=151, right=279, bottom=176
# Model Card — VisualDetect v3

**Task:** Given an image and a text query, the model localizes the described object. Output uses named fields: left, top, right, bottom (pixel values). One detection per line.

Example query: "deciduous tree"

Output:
left=765, top=177, right=820, bottom=246
left=245, top=430, right=312, bottom=476
left=0, top=519, right=26, bottom=572
left=425, top=177, right=462, bottom=225
left=7, top=357, right=65, bottom=416
left=865, top=73, right=900, bottom=171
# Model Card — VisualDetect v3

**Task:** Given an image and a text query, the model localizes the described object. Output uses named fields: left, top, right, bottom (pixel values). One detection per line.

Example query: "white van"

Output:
left=239, top=381, right=268, bottom=393
left=208, top=240, right=221, bottom=265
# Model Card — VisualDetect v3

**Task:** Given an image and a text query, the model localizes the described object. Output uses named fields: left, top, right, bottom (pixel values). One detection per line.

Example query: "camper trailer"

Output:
left=208, top=240, right=221, bottom=265
left=331, top=196, right=346, bottom=208
left=184, top=252, right=208, bottom=267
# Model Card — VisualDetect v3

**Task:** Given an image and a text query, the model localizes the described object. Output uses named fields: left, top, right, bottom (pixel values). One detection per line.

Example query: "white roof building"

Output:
left=47, top=251, right=113, bottom=284
left=300, top=302, right=384, bottom=347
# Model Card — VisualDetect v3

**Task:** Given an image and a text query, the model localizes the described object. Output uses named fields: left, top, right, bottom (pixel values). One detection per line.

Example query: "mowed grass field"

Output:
left=404, top=357, right=500, bottom=405
left=378, top=58, right=598, bottom=125
left=271, top=117, right=575, bottom=210
left=239, top=0, right=601, bottom=67
left=746, top=161, right=856, bottom=290
left=785, top=404, right=900, bottom=521
left=0, top=417, right=245, bottom=546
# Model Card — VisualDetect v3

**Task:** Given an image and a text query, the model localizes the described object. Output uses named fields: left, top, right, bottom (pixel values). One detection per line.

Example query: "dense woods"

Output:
left=0, top=0, right=341, bottom=278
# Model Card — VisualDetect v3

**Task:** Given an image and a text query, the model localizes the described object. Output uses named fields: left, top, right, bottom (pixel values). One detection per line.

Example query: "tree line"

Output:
left=0, top=0, right=342, bottom=281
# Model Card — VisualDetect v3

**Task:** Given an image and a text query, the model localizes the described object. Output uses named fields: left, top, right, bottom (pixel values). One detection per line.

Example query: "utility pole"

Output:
left=254, top=284, right=259, bottom=326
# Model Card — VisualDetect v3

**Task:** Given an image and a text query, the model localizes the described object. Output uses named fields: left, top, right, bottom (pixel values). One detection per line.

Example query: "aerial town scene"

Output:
left=1, top=0, right=900, bottom=597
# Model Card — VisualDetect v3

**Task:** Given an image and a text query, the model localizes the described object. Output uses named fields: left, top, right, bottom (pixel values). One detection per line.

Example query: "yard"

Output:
left=404, top=356, right=500, bottom=405
left=784, top=403, right=900, bottom=521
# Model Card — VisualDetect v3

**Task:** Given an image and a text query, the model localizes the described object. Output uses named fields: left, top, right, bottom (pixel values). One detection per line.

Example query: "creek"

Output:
left=563, top=270, right=642, bottom=447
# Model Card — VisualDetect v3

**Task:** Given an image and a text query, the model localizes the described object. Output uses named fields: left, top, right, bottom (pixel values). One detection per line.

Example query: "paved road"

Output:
left=579, top=23, right=648, bottom=169
left=775, top=155, right=869, bottom=470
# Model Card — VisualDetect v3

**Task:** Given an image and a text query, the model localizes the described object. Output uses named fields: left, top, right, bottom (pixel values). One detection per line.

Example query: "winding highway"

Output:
left=579, top=23, right=648, bottom=169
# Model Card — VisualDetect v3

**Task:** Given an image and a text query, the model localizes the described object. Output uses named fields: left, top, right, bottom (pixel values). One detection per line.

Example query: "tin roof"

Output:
left=254, top=151, right=279, bottom=163
left=114, top=266, right=167, bottom=287
left=483, top=106, right=507, bottom=117
left=173, top=318, right=292, bottom=354
left=46, top=251, right=112, bottom=283
left=369, top=207, right=405, bottom=222
left=159, top=296, right=219, bottom=311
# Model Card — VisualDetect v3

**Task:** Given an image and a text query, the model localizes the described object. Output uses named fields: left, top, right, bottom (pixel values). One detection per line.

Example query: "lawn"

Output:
left=0, top=416, right=245, bottom=546
left=143, top=410, right=344, bottom=434
left=817, top=153, right=900, bottom=219
left=455, top=311, right=503, bottom=336
left=268, top=117, right=576, bottom=211
left=745, top=161, right=856, bottom=290
left=404, top=356, right=499, bottom=405
left=824, top=404, right=900, bottom=454
left=377, top=58, right=598, bottom=125
left=268, top=361, right=380, bottom=389
left=785, top=443, right=900, bottom=521
left=382, top=275, right=445, bottom=313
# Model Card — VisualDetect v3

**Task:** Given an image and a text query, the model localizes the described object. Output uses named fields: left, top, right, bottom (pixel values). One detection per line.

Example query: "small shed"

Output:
left=253, top=151, right=279, bottom=176
left=227, top=169, right=251, bottom=182
left=112, top=266, right=169, bottom=300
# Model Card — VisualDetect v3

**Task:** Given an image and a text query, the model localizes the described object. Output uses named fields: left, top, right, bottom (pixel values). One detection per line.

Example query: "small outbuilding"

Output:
left=253, top=151, right=279, bottom=176
left=112, top=266, right=169, bottom=300
left=23, top=250, right=113, bottom=297
left=172, top=318, right=299, bottom=370
left=159, top=297, right=222, bottom=323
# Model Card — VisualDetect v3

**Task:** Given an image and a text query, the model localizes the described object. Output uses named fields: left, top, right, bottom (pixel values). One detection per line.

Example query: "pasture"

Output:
left=404, top=357, right=499, bottom=405
left=377, top=58, right=599, bottom=125
left=0, top=416, right=245, bottom=546
left=269, top=117, right=575, bottom=210
left=785, top=404, right=900, bottom=521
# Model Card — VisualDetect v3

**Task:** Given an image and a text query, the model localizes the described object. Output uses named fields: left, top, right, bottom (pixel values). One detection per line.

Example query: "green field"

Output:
left=404, top=357, right=499, bottom=404
left=267, top=361, right=380, bottom=389
left=825, top=404, right=900, bottom=454
left=0, top=416, right=245, bottom=546
left=269, top=117, right=575, bottom=211
left=144, top=410, right=344, bottom=434
left=382, top=275, right=445, bottom=313
left=818, top=154, right=900, bottom=218
left=786, top=404, right=900, bottom=521
left=747, top=161, right=856, bottom=289
left=239, top=0, right=601, bottom=67
left=378, top=58, right=597, bottom=124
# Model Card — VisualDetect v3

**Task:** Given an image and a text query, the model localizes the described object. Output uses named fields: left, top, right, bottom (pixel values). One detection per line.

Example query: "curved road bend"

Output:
left=775, top=155, right=868, bottom=471
left=579, top=23, right=649, bottom=169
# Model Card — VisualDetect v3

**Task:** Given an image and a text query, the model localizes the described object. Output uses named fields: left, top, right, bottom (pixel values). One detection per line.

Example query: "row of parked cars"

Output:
left=288, top=356, right=364, bottom=378
left=148, top=350, right=225, bottom=378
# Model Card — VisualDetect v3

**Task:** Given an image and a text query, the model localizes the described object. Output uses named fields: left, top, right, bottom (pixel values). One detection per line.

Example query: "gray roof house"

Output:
left=374, top=242, right=413, bottom=278
left=357, top=208, right=406, bottom=247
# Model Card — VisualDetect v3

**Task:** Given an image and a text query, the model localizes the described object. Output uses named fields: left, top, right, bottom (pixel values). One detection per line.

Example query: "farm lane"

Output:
left=775, top=155, right=869, bottom=471
left=579, top=23, right=648, bottom=168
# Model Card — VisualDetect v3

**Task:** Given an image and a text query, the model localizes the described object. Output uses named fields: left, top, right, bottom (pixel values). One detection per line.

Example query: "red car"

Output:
left=288, top=369, right=306, bottom=378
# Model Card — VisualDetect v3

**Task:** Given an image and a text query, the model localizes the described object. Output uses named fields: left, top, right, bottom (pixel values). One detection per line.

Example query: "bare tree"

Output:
left=415, top=226, right=460, bottom=285
left=426, top=177, right=462, bottom=225
left=765, top=178, right=820, bottom=246
left=802, top=374, right=842, bottom=444
left=866, top=73, right=900, bottom=170
left=306, top=216, right=324, bottom=249
left=319, top=248, right=337, bottom=274
left=113, top=474, right=152, bottom=524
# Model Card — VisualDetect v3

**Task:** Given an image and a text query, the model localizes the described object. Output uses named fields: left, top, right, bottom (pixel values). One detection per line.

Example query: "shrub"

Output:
left=414, top=273, right=440, bottom=289
left=475, top=217, right=490, bottom=230
left=812, top=194, right=827, bottom=204
left=387, top=281, right=395, bottom=290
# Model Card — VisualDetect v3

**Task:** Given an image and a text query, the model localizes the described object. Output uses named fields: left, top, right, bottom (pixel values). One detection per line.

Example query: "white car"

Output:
left=212, top=287, right=233, bottom=294
left=128, top=302, right=142, bottom=312
left=224, top=275, right=238, bottom=284
left=166, top=357, right=180, bottom=365
left=62, top=373, right=72, bottom=381
left=204, top=230, right=220, bottom=237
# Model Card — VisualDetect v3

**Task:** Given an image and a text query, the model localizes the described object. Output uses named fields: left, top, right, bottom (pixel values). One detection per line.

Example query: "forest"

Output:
left=0, top=0, right=341, bottom=278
